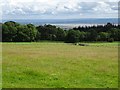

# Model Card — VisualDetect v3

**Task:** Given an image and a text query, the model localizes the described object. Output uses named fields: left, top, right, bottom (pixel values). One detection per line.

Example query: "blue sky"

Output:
left=1, top=0, right=119, bottom=19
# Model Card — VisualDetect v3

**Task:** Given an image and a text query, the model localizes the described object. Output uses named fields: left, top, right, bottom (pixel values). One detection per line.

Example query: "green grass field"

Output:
left=2, top=42, right=118, bottom=88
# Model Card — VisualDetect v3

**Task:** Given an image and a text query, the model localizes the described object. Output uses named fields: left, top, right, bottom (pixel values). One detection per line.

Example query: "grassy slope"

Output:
left=2, top=42, right=118, bottom=88
left=0, top=43, right=2, bottom=89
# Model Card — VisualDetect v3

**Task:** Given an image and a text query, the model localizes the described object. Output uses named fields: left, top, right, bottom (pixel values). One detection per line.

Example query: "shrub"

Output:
left=108, top=38, right=114, bottom=42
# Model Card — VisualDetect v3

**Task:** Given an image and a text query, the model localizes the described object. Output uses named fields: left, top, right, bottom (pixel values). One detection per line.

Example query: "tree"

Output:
left=35, top=31, right=41, bottom=41
left=37, top=25, right=57, bottom=40
left=98, top=32, right=109, bottom=41
left=36, top=25, right=46, bottom=40
left=65, top=30, right=80, bottom=43
left=4, top=21, right=20, bottom=27
left=27, top=24, right=37, bottom=41
left=89, top=29, right=98, bottom=41
left=109, top=28, right=120, bottom=41
left=15, top=24, right=37, bottom=42
left=56, top=28, right=66, bottom=41
left=2, top=21, right=120, bottom=42
left=2, top=22, right=18, bottom=42
left=14, top=25, right=30, bottom=42
left=79, top=31, right=86, bottom=41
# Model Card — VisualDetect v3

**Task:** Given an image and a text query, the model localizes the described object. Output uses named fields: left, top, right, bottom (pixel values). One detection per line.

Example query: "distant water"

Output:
left=2, top=18, right=118, bottom=25
left=2, top=18, right=118, bottom=29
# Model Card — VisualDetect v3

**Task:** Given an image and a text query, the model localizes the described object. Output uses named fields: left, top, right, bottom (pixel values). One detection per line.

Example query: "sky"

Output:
left=1, top=0, right=119, bottom=20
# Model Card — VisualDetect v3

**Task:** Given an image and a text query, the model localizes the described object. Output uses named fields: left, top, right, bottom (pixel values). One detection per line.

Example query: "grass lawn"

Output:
left=2, top=42, right=118, bottom=88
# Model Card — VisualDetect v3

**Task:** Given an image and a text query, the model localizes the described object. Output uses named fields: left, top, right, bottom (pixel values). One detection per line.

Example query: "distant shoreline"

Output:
left=2, top=18, right=118, bottom=24
left=51, top=23, right=118, bottom=30
left=2, top=18, right=118, bottom=30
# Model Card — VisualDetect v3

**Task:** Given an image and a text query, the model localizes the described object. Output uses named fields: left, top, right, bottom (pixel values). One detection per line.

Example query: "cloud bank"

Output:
left=1, top=0, right=119, bottom=19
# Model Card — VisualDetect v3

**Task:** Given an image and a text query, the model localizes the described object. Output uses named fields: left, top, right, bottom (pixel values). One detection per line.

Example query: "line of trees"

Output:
left=2, top=21, right=120, bottom=43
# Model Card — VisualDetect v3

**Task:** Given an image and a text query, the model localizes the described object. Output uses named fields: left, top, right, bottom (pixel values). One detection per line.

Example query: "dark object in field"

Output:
left=74, top=43, right=79, bottom=45
left=79, top=43, right=89, bottom=46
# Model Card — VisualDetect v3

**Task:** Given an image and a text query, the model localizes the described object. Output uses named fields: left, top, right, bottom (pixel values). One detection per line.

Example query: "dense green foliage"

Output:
left=73, top=23, right=120, bottom=42
left=36, top=25, right=66, bottom=41
left=2, top=21, right=120, bottom=43
left=65, top=30, right=80, bottom=43
left=2, top=21, right=37, bottom=42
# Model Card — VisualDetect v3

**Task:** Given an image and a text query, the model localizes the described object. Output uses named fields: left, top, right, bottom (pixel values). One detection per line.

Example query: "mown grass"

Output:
left=2, top=42, right=118, bottom=88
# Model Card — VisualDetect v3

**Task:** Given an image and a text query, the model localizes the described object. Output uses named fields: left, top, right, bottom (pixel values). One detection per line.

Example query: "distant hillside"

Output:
left=2, top=18, right=118, bottom=25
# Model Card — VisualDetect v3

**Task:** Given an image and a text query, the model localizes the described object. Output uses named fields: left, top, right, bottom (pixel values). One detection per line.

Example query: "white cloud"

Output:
left=1, top=0, right=119, bottom=19
left=93, top=2, right=118, bottom=15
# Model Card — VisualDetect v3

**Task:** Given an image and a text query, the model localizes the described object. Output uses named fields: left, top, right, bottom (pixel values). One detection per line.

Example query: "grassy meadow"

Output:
left=0, top=43, right=2, bottom=89
left=2, top=42, right=118, bottom=88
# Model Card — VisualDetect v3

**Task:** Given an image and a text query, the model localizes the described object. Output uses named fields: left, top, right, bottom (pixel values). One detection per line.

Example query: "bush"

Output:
left=108, top=38, right=114, bottom=42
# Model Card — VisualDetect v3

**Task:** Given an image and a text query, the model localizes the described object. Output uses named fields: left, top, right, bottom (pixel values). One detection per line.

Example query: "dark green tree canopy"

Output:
left=2, top=21, right=120, bottom=42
